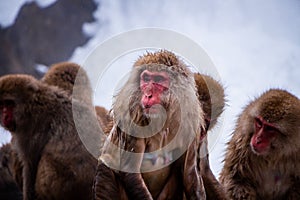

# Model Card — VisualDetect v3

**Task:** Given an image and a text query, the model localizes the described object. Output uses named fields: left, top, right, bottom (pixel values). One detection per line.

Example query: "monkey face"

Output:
left=250, top=116, right=279, bottom=155
left=0, top=99, right=16, bottom=132
left=140, top=70, right=170, bottom=115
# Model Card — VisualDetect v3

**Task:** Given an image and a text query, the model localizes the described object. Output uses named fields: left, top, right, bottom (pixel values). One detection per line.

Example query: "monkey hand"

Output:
left=228, top=183, right=257, bottom=200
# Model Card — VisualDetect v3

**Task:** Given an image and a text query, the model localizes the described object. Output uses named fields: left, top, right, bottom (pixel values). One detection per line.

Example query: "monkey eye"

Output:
left=0, top=100, right=15, bottom=107
left=264, top=125, right=278, bottom=133
left=255, top=117, right=263, bottom=128
left=6, top=100, right=14, bottom=106
left=153, top=75, right=166, bottom=83
left=142, top=74, right=151, bottom=82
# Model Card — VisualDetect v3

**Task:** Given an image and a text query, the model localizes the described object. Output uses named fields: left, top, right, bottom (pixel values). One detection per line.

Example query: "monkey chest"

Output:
left=258, top=170, right=291, bottom=198
left=141, top=137, right=179, bottom=198
left=142, top=167, right=172, bottom=198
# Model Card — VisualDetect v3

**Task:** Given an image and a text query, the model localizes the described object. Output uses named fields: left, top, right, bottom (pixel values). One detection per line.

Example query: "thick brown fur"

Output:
left=0, top=74, right=98, bottom=200
left=194, top=73, right=227, bottom=200
left=41, top=62, right=106, bottom=157
left=220, top=89, right=300, bottom=199
left=134, top=50, right=190, bottom=77
left=41, top=61, right=93, bottom=105
left=90, top=74, right=226, bottom=199
left=95, top=106, right=113, bottom=135
left=200, top=137, right=227, bottom=200
left=138, top=52, right=227, bottom=199
left=94, top=50, right=206, bottom=199
left=194, top=73, right=225, bottom=131
left=175, top=72, right=227, bottom=200
left=0, top=143, right=22, bottom=200
left=41, top=62, right=80, bottom=95
left=42, top=61, right=109, bottom=121
left=0, top=62, right=102, bottom=199
left=1, top=142, right=23, bottom=190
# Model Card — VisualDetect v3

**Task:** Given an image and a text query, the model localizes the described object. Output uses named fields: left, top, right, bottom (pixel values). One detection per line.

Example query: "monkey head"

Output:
left=42, top=62, right=80, bottom=92
left=194, top=73, right=225, bottom=131
left=112, top=50, right=204, bottom=141
left=247, top=89, right=300, bottom=157
left=41, top=62, right=93, bottom=105
left=0, top=74, right=66, bottom=133
left=133, top=50, right=193, bottom=119
left=0, top=99, right=15, bottom=132
left=119, top=63, right=182, bottom=127
left=0, top=75, right=39, bottom=132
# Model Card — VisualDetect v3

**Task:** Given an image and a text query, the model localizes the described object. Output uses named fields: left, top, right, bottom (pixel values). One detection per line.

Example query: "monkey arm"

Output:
left=120, top=172, right=153, bottom=200
left=22, top=161, right=38, bottom=200
left=222, top=173, right=257, bottom=200
left=18, top=133, right=49, bottom=200
left=118, top=134, right=153, bottom=200
left=95, top=160, right=152, bottom=200
left=155, top=159, right=184, bottom=200
left=97, top=127, right=152, bottom=200
left=200, top=155, right=227, bottom=200
left=200, top=137, right=227, bottom=200
left=93, top=160, right=126, bottom=200
left=227, top=183, right=257, bottom=200
left=183, top=139, right=206, bottom=199
left=221, top=163, right=257, bottom=200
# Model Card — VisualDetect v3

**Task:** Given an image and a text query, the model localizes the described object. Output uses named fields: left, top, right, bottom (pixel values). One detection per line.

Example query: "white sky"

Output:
left=0, top=0, right=299, bottom=177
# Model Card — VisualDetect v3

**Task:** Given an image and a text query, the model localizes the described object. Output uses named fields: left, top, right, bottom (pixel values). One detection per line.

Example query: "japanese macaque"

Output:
left=41, top=62, right=81, bottom=95
left=0, top=74, right=98, bottom=200
left=0, top=143, right=22, bottom=200
left=220, top=89, right=300, bottom=199
left=42, top=61, right=110, bottom=129
left=194, top=73, right=227, bottom=200
left=41, top=61, right=108, bottom=154
left=93, top=50, right=206, bottom=199
left=194, top=73, right=225, bottom=131
left=41, top=61, right=93, bottom=105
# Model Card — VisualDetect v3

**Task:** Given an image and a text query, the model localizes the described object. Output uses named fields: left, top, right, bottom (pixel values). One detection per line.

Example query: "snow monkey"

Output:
left=220, top=89, right=300, bottom=199
left=42, top=61, right=108, bottom=156
left=41, top=61, right=92, bottom=105
left=94, top=50, right=209, bottom=199
left=194, top=73, right=227, bottom=200
left=0, top=74, right=99, bottom=200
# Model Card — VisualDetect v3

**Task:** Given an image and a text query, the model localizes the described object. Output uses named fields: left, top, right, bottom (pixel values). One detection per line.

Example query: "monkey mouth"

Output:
left=143, top=105, right=166, bottom=120
left=143, top=104, right=164, bottom=115
left=1, top=120, right=16, bottom=132
left=1, top=114, right=16, bottom=132
left=250, top=144, right=269, bottom=156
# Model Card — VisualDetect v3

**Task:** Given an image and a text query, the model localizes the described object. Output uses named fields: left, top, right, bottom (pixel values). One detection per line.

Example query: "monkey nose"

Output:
left=256, top=137, right=262, bottom=144
left=145, top=93, right=152, bottom=98
left=144, top=88, right=153, bottom=98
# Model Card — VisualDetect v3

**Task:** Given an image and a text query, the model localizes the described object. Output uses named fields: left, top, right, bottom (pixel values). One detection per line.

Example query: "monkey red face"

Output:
left=140, top=70, right=169, bottom=113
left=250, top=117, right=279, bottom=155
left=0, top=100, right=16, bottom=131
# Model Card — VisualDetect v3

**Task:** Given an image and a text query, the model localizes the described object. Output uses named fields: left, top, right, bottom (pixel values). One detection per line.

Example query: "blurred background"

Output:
left=0, top=0, right=299, bottom=177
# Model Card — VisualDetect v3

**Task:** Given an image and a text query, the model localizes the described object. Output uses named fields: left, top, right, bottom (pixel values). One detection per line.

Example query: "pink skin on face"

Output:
left=251, top=117, right=278, bottom=154
left=140, top=70, right=169, bottom=113
left=0, top=100, right=15, bottom=130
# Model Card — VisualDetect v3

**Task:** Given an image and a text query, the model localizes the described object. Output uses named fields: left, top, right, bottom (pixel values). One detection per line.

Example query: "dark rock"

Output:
left=0, top=0, right=98, bottom=77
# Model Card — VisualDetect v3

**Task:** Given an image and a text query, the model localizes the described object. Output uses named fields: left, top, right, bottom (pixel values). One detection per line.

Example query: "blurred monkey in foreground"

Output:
left=0, top=73, right=99, bottom=200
